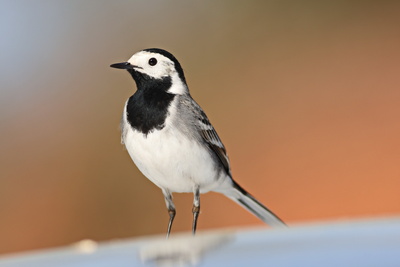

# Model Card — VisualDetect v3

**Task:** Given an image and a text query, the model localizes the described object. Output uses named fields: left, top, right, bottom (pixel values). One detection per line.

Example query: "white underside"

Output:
left=122, top=101, right=232, bottom=194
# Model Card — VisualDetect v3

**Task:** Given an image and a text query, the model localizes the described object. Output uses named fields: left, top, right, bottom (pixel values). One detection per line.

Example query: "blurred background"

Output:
left=1, top=0, right=400, bottom=255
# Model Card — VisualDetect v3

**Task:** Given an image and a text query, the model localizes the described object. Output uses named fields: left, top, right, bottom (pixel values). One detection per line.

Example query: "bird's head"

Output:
left=111, top=48, right=188, bottom=94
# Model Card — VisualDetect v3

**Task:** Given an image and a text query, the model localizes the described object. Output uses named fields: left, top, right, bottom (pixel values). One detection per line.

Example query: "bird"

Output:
left=110, top=48, right=286, bottom=237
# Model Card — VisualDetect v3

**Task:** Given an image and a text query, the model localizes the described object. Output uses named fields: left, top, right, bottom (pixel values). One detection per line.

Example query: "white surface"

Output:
left=1, top=217, right=399, bottom=267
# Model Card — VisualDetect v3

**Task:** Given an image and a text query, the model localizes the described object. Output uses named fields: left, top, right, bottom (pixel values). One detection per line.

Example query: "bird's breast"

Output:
left=121, top=108, right=224, bottom=193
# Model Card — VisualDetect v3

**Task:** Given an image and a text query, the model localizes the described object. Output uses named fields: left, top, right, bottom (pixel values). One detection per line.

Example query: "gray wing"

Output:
left=184, top=97, right=232, bottom=176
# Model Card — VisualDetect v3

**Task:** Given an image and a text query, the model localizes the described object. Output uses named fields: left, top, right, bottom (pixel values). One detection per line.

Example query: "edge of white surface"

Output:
left=1, top=216, right=400, bottom=267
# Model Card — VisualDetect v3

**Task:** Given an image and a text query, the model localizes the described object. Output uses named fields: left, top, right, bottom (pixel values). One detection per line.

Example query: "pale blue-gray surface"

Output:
left=1, top=217, right=399, bottom=267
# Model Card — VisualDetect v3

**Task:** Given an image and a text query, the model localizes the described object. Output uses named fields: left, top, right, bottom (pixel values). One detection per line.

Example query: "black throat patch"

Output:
left=126, top=71, right=175, bottom=135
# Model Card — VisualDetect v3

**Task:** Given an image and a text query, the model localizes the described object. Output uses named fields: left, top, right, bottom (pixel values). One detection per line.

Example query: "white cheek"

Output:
left=133, top=65, right=168, bottom=80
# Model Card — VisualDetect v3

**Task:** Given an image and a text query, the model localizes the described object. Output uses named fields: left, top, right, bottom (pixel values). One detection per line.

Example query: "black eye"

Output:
left=148, top=57, right=157, bottom=66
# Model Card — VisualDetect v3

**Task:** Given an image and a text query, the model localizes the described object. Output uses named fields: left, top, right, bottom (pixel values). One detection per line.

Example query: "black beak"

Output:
left=110, top=62, right=136, bottom=69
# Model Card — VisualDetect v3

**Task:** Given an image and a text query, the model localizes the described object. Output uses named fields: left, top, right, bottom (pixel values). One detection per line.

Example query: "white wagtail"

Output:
left=111, top=48, right=286, bottom=237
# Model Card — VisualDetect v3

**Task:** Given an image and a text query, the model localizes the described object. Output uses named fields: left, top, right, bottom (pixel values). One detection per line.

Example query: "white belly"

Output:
left=123, top=122, right=224, bottom=193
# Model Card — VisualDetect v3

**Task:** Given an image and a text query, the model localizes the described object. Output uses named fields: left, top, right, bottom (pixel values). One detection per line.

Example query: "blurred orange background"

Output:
left=1, top=1, right=399, bottom=255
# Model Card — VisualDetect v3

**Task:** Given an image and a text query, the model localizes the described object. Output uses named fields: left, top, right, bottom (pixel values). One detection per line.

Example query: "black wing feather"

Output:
left=197, top=111, right=232, bottom=176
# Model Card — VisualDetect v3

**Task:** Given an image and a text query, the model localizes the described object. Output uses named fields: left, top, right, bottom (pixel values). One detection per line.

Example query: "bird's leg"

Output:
left=192, top=186, right=200, bottom=235
left=162, top=189, right=176, bottom=239
left=167, top=208, right=176, bottom=239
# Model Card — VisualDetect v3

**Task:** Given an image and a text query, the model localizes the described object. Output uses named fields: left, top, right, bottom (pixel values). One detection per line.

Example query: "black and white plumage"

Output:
left=111, top=48, right=286, bottom=236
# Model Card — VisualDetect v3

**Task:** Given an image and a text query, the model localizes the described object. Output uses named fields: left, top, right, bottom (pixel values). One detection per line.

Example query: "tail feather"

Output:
left=223, top=182, right=286, bottom=228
